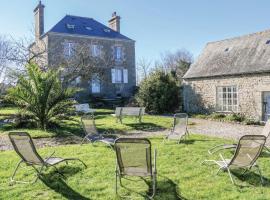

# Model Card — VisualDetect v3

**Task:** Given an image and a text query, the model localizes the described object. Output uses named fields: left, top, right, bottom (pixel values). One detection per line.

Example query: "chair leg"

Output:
left=227, top=168, right=235, bottom=184
left=115, top=171, right=119, bottom=196
left=149, top=173, right=157, bottom=199
left=255, top=165, right=264, bottom=185
left=264, top=146, right=270, bottom=153
left=10, top=160, right=23, bottom=183
left=10, top=161, right=45, bottom=184
left=81, top=136, right=87, bottom=145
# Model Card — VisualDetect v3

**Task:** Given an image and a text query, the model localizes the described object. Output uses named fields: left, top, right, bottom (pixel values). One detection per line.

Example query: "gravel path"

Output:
left=0, top=118, right=267, bottom=151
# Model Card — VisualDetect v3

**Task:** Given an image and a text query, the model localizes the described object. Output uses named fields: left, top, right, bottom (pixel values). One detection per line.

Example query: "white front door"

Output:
left=91, top=74, right=100, bottom=94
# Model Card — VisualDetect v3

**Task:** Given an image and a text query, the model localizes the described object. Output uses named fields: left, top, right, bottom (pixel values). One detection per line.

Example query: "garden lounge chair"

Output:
left=202, top=135, right=266, bottom=185
left=208, top=120, right=270, bottom=155
left=80, top=114, right=117, bottom=148
left=163, top=113, right=189, bottom=144
left=114, top=138, right=157, bottom=199
left=8, top=132, right=87, bottom=184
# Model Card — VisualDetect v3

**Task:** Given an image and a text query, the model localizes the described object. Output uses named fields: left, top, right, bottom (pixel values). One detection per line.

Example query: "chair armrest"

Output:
left=44, top=151, right=56, bottom=162
left=208, top=144, right=237, bottom=155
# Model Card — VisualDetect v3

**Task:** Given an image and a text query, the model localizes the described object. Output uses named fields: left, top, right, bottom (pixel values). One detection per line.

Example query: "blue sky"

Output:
left=1, top=0, right=270, bottom=62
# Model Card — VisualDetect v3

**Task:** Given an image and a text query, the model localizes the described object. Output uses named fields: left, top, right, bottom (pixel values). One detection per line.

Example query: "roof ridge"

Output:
left=65, top=14, right=94, bottom=21
left=207, top=28, right=270, bottom=45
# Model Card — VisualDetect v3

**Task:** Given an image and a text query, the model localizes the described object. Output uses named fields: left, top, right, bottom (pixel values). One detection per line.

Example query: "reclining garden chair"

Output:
left=208, top=120, right=270, bottom=155
left=8, top=132, right=87, bottom=184
left=80, top=114, right=117, bottom=148
left=202, top=135, right=266, bottom=185
left=163, top=113, right=189, bottom=144
left=114, top=138, right=157, bottom=199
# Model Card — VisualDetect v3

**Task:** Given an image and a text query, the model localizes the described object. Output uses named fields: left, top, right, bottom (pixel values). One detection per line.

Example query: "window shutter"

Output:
left=123, top=69, right=128, bottom=83
left=111, top=68, right=116, bottom=83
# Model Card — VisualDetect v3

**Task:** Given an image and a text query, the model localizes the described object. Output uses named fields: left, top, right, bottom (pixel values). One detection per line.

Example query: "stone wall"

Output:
left=35, top=32, right=136, bottom=99
left=183, top=74, right=270, bottom=120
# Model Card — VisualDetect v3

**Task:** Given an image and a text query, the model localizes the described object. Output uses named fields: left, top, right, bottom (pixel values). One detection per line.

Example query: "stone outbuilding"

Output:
left=183, top=29, right=270, bottom=121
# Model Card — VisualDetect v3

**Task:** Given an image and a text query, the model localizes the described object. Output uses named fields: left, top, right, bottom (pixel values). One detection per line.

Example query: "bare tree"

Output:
left=136, top=57, right=152, bottom=83
left=160, top=49, right=193, bottom=79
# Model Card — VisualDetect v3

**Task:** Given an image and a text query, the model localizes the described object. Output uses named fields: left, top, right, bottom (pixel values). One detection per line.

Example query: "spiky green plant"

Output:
left=7, top=63, right=77, bottom=130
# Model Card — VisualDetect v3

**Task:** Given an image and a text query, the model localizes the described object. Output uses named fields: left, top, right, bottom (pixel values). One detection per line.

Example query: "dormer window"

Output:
left=104, top=28, right=111, bottom=33
left=66, top=24, right=75, bottom=29
left=85, top=26, right=93, bottom=31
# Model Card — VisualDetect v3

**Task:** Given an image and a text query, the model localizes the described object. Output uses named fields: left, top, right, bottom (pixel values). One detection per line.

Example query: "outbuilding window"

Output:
left=216, top=86, right=238, bottom=112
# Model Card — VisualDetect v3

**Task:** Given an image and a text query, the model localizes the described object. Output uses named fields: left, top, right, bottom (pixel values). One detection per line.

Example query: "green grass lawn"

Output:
left=0, top=108, right=172, bottom=138
left=1, top=135, right=270, bottom=200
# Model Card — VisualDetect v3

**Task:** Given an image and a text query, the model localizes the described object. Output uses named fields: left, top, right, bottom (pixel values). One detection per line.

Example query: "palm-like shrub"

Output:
left=7, top=63, right=77, bottom=130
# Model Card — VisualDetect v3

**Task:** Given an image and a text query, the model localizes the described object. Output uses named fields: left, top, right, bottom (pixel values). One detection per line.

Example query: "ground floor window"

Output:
left=91, top=74, right=100, bottom=93
left=216, top=86, right=238, bottom=112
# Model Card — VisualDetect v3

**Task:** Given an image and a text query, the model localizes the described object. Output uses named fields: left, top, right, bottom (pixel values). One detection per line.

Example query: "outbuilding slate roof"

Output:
left=47, top=15, right=133, bottom=41
left=183, top=29, right=270, bottom=79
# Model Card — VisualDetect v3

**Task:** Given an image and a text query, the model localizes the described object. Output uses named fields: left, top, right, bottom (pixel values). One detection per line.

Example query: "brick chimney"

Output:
left=34, top=1, right=45, bottom=40
left=108, top=12, right=120, bottom=32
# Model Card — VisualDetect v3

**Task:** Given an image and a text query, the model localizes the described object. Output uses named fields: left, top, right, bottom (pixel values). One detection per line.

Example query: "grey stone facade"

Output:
left=183, top=74, right=270, bottom=121
left=46, top=32, right=136, bottom=98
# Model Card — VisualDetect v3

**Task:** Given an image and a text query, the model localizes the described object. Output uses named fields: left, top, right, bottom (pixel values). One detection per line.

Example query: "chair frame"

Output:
left=80, top=114, right=116, bottom=148
left=202, top=135, right=266, bottom=185
left=164, top=113, right=189, bottom=144
left=208, top=120, right=270, bottom=155
left=114, top=138, right=157, bottom=199
left=9, top=132, right=87, bottom=184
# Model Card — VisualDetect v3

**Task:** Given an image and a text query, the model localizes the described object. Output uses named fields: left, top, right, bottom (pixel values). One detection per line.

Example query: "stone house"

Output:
left=31, top=1, right=136, bottom=99
left=183, top=29, right=270, bottom=121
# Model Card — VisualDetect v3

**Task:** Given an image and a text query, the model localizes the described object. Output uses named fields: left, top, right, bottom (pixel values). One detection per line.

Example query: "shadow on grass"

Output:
left=126, top=122, right=166, bottom=132
left=232, top=169, right=270, bottom=187
left=119, top=175, right=187, bottom=199
left=39, top=165, right=91, bottom=200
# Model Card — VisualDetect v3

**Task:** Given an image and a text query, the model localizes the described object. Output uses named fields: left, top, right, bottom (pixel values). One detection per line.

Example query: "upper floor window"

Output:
left=114, top=46, right=123, bottom=60
left=216, top=86, right=238, bottom=112
left=63, top=42, right=75, bottom=58
left=90, top=44, right=101, bottom=57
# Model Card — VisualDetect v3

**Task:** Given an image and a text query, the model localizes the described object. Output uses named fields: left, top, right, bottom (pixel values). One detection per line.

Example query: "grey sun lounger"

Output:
left=163, top=113, right=189, bottom=144
left=202, top=135, right=266, bottom=185
left=208, top=120, right=270, bottom=155
left=80, top=114, right=117, bottom=148
left=114, top=138, right=157, bottom=199
left=9, top=132, right=87, bottom=184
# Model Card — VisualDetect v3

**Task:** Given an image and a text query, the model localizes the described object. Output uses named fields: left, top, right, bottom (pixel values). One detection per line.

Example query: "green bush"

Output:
left=6, top=63, right=77, bottom=130
left=209, top=113, right=226, bottom=120
left=135, top=70, right=180, bottom=114
left=225, top=113, right=245, bottom=122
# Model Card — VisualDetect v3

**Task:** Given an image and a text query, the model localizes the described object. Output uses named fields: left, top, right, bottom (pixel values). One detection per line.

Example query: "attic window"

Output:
left=104, top=28, right=111, bottom=33
left=66, top=24, right=75, bottom=29
left=224, top=48, right=229, bottom=52
left=85, top=26, right=93, bottom=31
left=266, top=40, right=270, bottom=44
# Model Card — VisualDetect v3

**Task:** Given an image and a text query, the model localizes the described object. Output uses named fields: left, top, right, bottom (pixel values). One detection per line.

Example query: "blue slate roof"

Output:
left=48, top=15, right=133, bottom=41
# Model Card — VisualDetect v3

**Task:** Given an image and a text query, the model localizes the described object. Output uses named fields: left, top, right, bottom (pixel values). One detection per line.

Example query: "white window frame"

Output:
left=90, top=44, right=101, bottom=57
left=64, top=42, right=75, bottom=58
left=115, top=46, right=122, bottom=60
left=91, top=74, right=101, bottom=93
left=216, top=86, right=238, bottom=112
left=115, top=68, right=122, bottom=83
